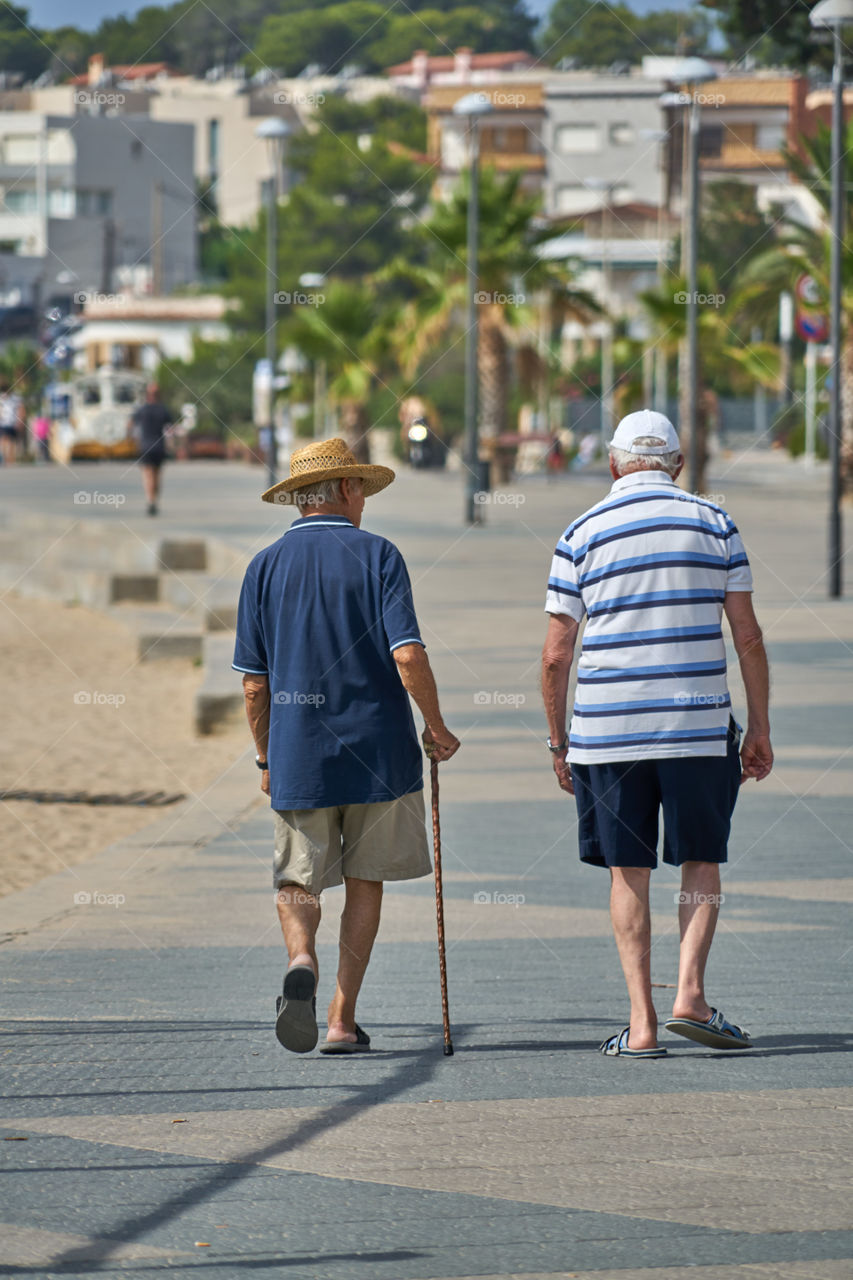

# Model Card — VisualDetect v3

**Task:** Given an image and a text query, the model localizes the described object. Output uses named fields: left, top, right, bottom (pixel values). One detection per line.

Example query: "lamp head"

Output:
left=452, top=91, right=493, bottom=117
left=810, top=0, right=853, bottom=27
left=255, top=117, right=291, bottom=141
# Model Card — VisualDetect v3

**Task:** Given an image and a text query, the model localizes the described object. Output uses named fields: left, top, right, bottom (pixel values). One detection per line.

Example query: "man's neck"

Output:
left=300, top=505, right=350, bottom=519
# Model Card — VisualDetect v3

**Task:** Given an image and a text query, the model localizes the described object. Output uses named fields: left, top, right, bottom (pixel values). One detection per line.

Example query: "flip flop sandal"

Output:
left=664, top=1008, right=752, bottom=1050
left=275, top=964, right=318, bottom=1053
left=319, top=1024, right=371, bottom=1055
left=600, top=1026, right=668, bottom=1058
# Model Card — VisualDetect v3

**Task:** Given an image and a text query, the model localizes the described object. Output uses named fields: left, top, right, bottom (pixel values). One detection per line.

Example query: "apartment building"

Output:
left=544, top=73, right=668, bottom=217
left=0, top=111, right=196, bottom=308
left=426, top=81, right=548, bottom=196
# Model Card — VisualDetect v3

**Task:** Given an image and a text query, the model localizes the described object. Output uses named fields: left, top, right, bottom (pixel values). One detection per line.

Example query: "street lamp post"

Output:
left=584, top=178, right=618, bottom=449
left=453, top=92, right=493, bottom=525
left=811, top=0, right=853, bottom=598
left=672, top=61, right=716, bottom=494
left=255, top=117, right=291, bottom=489
left=663, top=60, right=716, bottom=495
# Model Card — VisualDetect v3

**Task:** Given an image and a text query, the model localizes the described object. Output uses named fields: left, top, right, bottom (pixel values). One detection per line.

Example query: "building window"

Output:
left=699, top=124, right=723, bottom=157
left=609, top=122, right=635, bottom=146
left=3, top=188, right=38, bottom=213
left=756, top=123, right=785, bottom=151
left=555, top=123, right=600, bottom=154
left=2, top=135, right=39, bottom=164
left=77, top=189, right=114, bottom=216
left=554, top=184, right=591, bottom=214
left=208, top=118, right=220, bottom=179
left=48, top=188, right=74, bottom=217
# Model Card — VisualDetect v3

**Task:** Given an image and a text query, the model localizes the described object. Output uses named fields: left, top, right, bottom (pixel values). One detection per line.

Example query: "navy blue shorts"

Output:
left=572, top=719, right=742, bottom=869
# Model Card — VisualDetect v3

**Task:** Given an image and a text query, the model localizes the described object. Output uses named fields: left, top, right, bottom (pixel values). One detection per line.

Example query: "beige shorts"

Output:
left=272, top=790, right=431, bottom=896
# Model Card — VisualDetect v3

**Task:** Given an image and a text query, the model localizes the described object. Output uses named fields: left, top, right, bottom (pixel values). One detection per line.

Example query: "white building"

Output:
left=544, top=73, right=668, bottom=217
left=0, top=110, right=196, bottom=307
left=72, top=293, right=232, bottom=371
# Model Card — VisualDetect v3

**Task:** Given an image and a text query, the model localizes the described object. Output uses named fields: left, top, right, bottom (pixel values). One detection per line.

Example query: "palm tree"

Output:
left=737, top=122, right=853, bottom=491
left=642, top=269, right=782, bottom=494
left=386, top=168, right=598, bottom=445
left=281, top=280, right=387, bottom=462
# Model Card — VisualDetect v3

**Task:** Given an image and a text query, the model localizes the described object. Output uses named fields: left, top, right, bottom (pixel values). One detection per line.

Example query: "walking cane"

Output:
left=430, top=758, right=454, bottom=1056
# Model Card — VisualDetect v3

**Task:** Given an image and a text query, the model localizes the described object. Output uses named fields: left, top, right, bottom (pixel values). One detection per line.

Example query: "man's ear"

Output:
left=673, top=454, right=685, bottom=480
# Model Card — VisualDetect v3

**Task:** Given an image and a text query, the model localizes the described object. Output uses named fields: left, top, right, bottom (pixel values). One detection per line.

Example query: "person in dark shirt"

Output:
left=129, top=383, right=173, bottom=516
left=234, top=437, right=460, bottom=1055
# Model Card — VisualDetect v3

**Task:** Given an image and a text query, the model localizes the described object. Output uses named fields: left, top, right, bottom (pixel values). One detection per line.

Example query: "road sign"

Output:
left=796, top=310, right=829, bottom=343
left=795, top=273, right=823, bottom=308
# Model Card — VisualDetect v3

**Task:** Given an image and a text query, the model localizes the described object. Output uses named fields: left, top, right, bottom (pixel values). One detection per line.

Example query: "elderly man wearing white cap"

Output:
left=541, top=410, right=773, bottom=1058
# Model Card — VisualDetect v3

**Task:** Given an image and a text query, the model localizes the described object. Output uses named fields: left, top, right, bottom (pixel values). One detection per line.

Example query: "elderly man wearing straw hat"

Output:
left=233, top=438, right=460, bottom=1055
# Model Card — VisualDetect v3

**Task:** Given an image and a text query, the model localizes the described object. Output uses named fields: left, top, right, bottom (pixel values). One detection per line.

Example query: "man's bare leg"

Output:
left=276, top=883, right=321, bottom=984
left=609, top=867, right=658, bottom=1049
left=326, top=877, right=383, bottom=1043
left=142, top=465, right=160, bottom=509
left=672, top=861, right=721, bottom=1022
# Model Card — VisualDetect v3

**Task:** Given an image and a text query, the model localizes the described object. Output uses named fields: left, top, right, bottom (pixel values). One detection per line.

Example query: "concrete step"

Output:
left=108, top=573, right=161, bottom=604
left=159, top=571, right=241, bottom=632
left=194, top=632, right=244, bottom=735
left=107, top=605, right=204, bottom=662
left=158, top=538, right=207, bottom=572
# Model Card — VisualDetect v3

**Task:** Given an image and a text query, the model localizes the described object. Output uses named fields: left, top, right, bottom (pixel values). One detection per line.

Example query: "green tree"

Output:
left=697, top=181, right=778, bottom=295
left=280, top=279, right=390, bottom=459
left=222, top=97, right=431, bottom=333
left=541, top=0, right=710, bottom=67
left=46, top=26, right=92, bottom=78
left=0, top=6, right=51, bottom=80
left=735, top=123, right=853, bottom=490
left=699, top=0, right=831, bottom=70
left=386, top=168, right=598, bottom=443
left=157, top=335, right=257, bottom=442
left=251, top=2, right=387, bottom=76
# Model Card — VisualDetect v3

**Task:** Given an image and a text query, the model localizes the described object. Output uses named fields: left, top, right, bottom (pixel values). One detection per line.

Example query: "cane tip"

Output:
left=443, top=1043, right=454, bottom=1056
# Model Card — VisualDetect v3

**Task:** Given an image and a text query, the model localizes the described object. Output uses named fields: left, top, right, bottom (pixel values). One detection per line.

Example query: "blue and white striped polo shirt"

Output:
left=545, top=470, right=753, bottom=763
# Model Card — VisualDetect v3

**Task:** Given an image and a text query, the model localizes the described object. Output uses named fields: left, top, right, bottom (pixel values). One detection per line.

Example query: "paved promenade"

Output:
left=1, top=449, right=852, bottom=1278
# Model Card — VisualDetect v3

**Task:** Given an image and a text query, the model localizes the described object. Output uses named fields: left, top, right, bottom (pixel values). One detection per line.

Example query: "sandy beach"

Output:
left=0, top=591, right=252, bottom=897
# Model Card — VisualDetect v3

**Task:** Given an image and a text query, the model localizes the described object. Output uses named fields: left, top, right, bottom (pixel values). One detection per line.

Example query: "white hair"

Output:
left=609, top=439, right=682, bottom=478
left=294, top=476, right=362, bottom=509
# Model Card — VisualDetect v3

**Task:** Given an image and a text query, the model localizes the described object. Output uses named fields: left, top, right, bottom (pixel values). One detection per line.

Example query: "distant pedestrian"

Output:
left=31, top=413, right=51, bottom=462
left=129, top=383, right=173, bottom=515
left=542, top=410, right=773, bottom=1058
left=0, top=383, right=24, bottom=465
left=233, top=438, right=459, bottom=1055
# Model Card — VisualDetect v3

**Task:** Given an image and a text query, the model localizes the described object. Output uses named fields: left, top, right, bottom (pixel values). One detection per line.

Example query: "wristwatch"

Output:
left=255, top=755, right=269, bottom=771
left=546, top=736, right=568, bottom=755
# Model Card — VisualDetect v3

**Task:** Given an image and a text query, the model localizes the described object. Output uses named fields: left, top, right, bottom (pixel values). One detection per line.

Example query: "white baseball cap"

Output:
left=608, top=409, right=680, bottom=455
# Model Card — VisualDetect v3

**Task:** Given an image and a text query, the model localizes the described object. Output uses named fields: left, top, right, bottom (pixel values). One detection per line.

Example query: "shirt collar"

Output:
left=286, top=516, right=355, bottom=532
left=609, top=470, right=676, bottom=495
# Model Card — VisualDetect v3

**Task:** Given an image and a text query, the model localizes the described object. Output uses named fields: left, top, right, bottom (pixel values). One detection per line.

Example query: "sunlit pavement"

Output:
left=1, top=449, right=852, bottom=1279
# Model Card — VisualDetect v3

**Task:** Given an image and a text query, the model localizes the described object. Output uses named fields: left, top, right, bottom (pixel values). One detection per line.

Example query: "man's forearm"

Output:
left=738, top=641, right=770, bottom=733
left=541, top=616, right=577, bottom=742
left=393, top=645, right=445, bottom=733
left=542, top=666, right=570, bottom=742
left=243, top=676, right=271, bottom=757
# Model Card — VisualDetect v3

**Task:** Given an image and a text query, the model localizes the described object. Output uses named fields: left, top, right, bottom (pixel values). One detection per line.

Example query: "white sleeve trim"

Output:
left=544, top=598, right=585, bottom=621
left=389, top=636, right=425, bottom=652
left=232, top=663, right=269, bottom=674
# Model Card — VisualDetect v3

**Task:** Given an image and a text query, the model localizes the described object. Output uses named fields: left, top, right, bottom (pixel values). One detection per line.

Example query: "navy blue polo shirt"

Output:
left=232, top=515, right=425, bottom=810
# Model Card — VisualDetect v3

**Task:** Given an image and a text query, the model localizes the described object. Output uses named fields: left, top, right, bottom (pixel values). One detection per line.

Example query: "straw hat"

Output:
left=261, top=437, right=395, bottom=505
